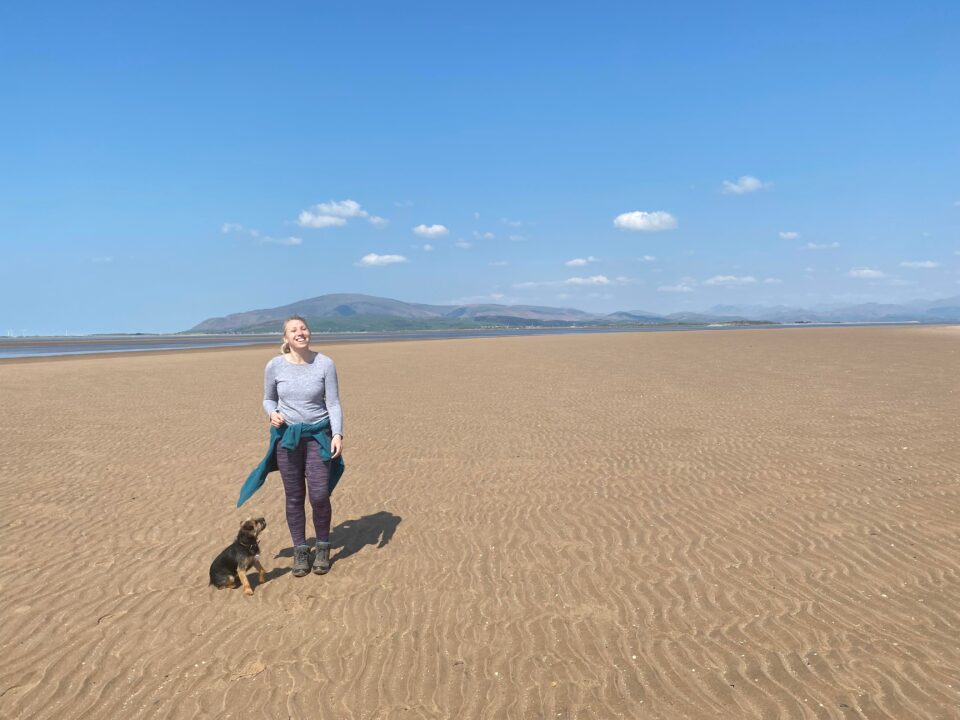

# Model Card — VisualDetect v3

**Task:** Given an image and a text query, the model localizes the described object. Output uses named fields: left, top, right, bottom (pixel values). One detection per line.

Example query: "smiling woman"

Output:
left=261, top=315, right=345, bottom=577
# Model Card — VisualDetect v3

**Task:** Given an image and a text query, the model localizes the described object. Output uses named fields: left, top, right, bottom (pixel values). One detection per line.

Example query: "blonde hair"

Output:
left=280, top=314, right=308, bottom=354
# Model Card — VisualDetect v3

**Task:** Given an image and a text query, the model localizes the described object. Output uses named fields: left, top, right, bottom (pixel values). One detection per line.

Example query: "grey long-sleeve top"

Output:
left=262, top=353, right=343, bottom=437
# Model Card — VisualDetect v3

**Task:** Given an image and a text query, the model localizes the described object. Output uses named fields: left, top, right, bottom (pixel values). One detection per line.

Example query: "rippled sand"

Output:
left=1, top=326, right=958, bottom=719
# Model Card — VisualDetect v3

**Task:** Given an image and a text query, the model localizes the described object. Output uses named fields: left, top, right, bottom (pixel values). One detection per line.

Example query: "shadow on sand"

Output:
left=273, top=510, right=402, bottom=568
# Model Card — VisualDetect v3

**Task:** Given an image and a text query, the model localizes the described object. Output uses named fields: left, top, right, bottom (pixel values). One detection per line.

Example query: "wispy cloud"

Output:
left=394, top=200, right=414, bottom=208
left=298, top=213, right=347, bottom=228
left=658, top=282, right=695, bottom=293
left=223, top=222, right=302, bottom=246
left=508, top=234, right=526, bottom=242
left=455, top=239, right=472, bottom=249
left=763, top=277, right=782, bottom=284
left=473, top=231, right=495, bottom=240
left=721, top=175, right=771, bottom=195
left=805, top=242, right=840, bottom=250
left=614, top=210, right=678, bottom=232
left=488, top=260, right=508, bottom=267
left=298, top=199, right=379, bottom=228
left=369, top=216, right=388, bottom=227
left=413, top=224, right=449, bottom=238
left=703, top=275, right=757, bottom=286
left=848, top=267, right=886, bottom=279
left=565, top=275, right=610, bottom=286
left=513, top=275, right=612, bottom=289
left=91, top=256, right=113, bottom=263
left=421, top=244, right=434, bottom=252
left=501, top=217, right=523, bottom=227
left=779, top=231, right=800, bottom=240
left=899, top=260, right=940, bottom=268
left=262, top=236, right=303, bottom=246
left=565, top=256, right=599, bottom=267
left=358, top=253, right=408, bottom=266
left=637, top=255, right=656, bottom=262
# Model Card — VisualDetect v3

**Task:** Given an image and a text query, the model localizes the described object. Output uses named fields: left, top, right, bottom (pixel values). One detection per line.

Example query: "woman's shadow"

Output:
left=274, top=510, right=402, bottom=569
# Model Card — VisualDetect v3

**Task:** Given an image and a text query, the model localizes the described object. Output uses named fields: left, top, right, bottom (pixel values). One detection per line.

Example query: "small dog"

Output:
left=209, top=517, right=267, bottom=595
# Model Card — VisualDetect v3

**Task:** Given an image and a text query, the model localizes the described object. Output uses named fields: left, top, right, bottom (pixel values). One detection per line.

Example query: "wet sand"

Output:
left=0, top=326, right=957, bottom=719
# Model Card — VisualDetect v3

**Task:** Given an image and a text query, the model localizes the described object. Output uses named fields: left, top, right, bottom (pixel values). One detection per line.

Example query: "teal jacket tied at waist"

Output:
left=237, top=419, right=345, bottom=507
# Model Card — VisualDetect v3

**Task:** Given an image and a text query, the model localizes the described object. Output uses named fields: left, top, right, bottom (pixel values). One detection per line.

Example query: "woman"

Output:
left=262, top=315, right=344, bottom=577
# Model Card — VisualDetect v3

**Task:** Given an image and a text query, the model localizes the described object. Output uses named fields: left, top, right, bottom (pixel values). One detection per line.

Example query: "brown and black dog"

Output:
left=209, top=517, right=267, bottom=596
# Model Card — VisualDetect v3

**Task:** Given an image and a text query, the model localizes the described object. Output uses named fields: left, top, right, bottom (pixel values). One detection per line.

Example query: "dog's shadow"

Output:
left=274, top=510, right=402, bottom=568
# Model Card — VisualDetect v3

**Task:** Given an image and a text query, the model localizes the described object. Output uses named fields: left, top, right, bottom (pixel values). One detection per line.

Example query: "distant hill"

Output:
left=186, top=293, right=655, bottom=333
left=185, top=292, right=960, bottom=334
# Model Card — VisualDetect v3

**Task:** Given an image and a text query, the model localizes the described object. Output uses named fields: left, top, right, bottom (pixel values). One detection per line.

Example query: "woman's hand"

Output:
left=331, top=434, right=343, bottom=459
left=269, top=411, right=285, bottom=428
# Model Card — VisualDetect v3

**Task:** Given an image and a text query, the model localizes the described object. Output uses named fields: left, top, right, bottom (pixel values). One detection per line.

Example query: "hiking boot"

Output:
left=312, top=541, right=331, bottom=575
left=292, top=545, right=311, bottom=577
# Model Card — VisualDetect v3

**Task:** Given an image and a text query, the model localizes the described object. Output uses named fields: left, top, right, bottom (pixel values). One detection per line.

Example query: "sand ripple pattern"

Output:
left=1, top=326, right=958, bottom=719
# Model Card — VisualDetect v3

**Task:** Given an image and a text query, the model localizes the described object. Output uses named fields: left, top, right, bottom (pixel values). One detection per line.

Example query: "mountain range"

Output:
left=186, top=293, right=960, bottom=334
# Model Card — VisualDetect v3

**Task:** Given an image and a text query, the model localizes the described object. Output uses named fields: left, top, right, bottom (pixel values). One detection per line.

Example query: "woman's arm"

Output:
left=325, top=361, right=343, bottom=458
left=263, top=361, right=280, bottom=416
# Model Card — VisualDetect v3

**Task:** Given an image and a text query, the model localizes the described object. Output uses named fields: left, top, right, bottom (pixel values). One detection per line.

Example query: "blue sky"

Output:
left=2, top=1, right=958, bottom=334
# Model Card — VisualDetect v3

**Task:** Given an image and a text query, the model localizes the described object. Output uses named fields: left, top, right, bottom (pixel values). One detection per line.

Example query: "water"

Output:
left=0, top=322, right=925, bottom=360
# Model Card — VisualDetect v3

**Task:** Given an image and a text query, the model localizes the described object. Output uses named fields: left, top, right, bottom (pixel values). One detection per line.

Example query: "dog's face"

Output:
left=240, top=517, right=267, bottom=539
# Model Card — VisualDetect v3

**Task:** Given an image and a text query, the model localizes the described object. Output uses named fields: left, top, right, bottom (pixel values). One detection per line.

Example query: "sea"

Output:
left=0, top=322, right=925, bottom=360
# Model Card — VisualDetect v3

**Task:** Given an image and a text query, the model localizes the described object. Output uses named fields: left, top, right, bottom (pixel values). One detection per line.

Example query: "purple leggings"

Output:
left=276, top=438, right=332, bottom=546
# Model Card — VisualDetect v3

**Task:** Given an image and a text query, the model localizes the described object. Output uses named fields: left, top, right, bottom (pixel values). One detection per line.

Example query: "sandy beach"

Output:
left=1, top=326, right=957, bottom=719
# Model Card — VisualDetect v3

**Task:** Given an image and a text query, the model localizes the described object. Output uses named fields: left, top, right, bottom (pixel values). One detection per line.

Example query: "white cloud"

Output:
left=262, top=236, right=303, bottom=246
left=721, top=175, right=771, bottom=195
left=514, top=275, right=612, bottom=289
left=394, top=200, right=414, bottom=208
left=369, top=216, right=388, bottom=227
left=298, top=212, right=347, bottom=229
left=565, top=256, right=599, bottom=267
left=473, top=231, right=495, bottom=240
left=658, top=283, right=694, bottom=293
left=638, top=255, right=656, bottom=262
left=899, top=260, right=940, bottom=268
left=422, top=244, right=434, bottom=252
left=358, top=253, right=408, bottom=266
left=779, top=231, right=800, bottom=240
left=473, top=211, right=481, bottom=220
left=613, top=210, right=678, bottom=232
left=314, top=199, right=367, bottom=218
left=703, top=275, right=757, bottom=286
left=92, top=256, right=113, bottom=263
left=413, top=224, right=449, bottom=238
left=455, top=239, right=472, bottom=249
left=763, top=277, right=782, bottom=284
left=223, top=223, right=301, bottom=246
left=501, top=217, right=523, bottom=227
left=806, top=242, right=840, bottom=250
left=848, top=267, right=886, bottom=279
left=222, top=222, right=261, bottom=238
left=508, top=234, right=526, bottom=242
left=298, top=199, right=374, bottom=228
left=565, top=275, right=610, bottom=286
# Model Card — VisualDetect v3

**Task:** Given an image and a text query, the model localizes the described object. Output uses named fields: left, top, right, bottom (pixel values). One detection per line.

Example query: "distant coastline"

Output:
left=0, top=321, right=939, bottom=361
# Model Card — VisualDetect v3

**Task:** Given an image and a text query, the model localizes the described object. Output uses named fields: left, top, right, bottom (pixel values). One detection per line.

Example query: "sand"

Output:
left=0, top=326, right=958, bottom=719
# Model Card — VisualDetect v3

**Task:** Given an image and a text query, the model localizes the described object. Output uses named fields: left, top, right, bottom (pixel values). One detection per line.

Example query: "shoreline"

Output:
left=1, top=321, right=952, bottom=364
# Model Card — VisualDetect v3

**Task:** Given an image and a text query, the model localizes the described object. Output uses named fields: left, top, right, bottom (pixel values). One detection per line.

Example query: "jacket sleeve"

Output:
left=325, top=361, right=343, bottom=436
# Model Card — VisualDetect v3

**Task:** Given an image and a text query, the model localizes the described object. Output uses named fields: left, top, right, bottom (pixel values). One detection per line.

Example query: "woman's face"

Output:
left=284, top=319, right=311, bottom=351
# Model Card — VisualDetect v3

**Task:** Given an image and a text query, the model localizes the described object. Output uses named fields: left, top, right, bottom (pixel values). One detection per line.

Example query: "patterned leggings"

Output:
left=276, top=438, right=332, bottom=546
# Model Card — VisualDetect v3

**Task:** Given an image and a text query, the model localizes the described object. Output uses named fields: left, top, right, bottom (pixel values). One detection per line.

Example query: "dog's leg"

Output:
left=238, top=571, right=254, bottom=596
left=253, top=556, right=267, bottom=584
